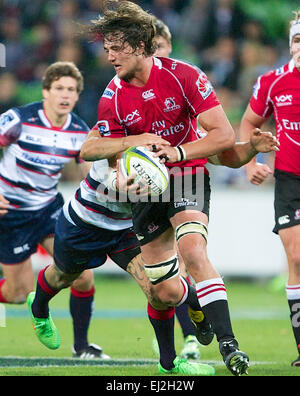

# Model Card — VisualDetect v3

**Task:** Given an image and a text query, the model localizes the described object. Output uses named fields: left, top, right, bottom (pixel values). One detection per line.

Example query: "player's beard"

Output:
left=119, top=66, right=137, bottom=83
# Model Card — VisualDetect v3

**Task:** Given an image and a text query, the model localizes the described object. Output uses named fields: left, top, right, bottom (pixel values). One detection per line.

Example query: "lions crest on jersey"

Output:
left=97, top=120, right=111, bottom=136
left=196, top=72, right=213, bottom=100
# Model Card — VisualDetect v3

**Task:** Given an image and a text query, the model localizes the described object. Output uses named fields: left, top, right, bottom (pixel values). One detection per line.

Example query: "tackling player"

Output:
left=0, top=61, right=109, bottom=359
left=80, top=0, right=252, bottom=375
left=240, top=10, right=300, bottom=367
left=27, top=158, right=216, bottom=376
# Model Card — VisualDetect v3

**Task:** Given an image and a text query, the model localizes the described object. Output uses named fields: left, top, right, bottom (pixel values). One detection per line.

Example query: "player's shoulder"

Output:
left=159, top=56, right=202, bottom=76
left=258, top=62, right=291, bottom=84
left=100, top=76, right=120, bottom=101
left=69, top=111, right=90, bottom=133
left=14, top=101, right=43, bottom=122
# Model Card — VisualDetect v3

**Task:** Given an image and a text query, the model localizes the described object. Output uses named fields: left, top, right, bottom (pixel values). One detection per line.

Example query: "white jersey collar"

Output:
left=38, top=108, right=71, bottom=130
left=153, top=57, right=162, bottom=69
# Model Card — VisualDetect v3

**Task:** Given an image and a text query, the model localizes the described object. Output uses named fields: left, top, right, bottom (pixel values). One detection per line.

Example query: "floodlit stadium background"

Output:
left=1, top=0, right=298, bottom=278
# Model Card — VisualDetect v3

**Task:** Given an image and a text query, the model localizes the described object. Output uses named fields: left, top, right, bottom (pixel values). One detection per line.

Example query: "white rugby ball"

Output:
left=121, top=146, right=169, bottom=196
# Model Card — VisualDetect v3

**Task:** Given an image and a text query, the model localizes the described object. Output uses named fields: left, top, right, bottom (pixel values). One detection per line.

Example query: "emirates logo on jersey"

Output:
left=163, top=97, right=180, bottom=113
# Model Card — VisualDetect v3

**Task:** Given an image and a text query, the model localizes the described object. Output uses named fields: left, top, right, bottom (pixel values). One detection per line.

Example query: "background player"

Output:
left=0, top=61, right=110, bottom=359
left=240, top=10, right=300, bottom=367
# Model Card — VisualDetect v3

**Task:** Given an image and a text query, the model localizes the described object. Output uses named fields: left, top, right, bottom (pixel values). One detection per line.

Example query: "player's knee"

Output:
left=176, top=221, right=209, bottom=268
left=51, top=264, right=79, bottom=289
left=147, top=289, right=168, bottom=310
left=72, top=270, right=94, bottom=291
left=154, top=281, right=182, bottom=306
left=289, top=248, right=300, bottom=276
left=8, top=286, right=30, bottom=304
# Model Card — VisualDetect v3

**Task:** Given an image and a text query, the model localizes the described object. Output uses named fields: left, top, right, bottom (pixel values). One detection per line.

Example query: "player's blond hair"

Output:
left=290, top=10, right=300, bottom=26
left=152, top=16, right=172, bottom=44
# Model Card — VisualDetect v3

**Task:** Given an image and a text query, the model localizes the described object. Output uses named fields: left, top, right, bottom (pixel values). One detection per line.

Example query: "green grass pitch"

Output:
left=0, top=274, right=299, bottom=376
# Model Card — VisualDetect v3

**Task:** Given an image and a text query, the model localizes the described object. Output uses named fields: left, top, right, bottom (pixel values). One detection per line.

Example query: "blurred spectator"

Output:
left=0, top=0, right=295, bottom=185
left=201, top=36, right=240, bottom=90
left=207, top=0, right=248, bottom=47
left=0, top=17, right=26, bottom=74
left=178, top=0, right=213, bottom=52
left=147, top=0, right=181, bottom=37
left=241, top=18, right=270, bottom=46
left=56, top=40, right=84, bottom=65
left=237, top=41, right=264, bottom=106
left=0, top=72, right=20, bottom=113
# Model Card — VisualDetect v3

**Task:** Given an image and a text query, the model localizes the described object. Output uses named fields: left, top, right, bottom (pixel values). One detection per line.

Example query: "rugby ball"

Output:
left=121, top=146, right=169, bottom=196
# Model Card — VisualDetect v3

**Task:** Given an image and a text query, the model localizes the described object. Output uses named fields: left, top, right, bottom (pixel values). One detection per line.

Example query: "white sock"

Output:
left=195, top=277, right=227, bottom=308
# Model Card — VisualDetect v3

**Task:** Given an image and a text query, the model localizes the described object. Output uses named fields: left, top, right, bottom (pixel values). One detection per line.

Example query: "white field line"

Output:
left=0, top=356, right=277, bottom=368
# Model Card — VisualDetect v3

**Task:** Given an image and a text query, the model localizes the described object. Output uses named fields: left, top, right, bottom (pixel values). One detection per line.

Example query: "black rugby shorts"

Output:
left=131, top=170, right=211, bottom=245
left=273, top=169, right=300, bottom=234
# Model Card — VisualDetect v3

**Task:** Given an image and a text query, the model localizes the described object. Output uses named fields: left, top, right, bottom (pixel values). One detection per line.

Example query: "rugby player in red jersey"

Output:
left=240, top=10, right=300, bottom=367
left=150, top=16, right=203, bottom=362
left=80, top=1, right=250, bottom=375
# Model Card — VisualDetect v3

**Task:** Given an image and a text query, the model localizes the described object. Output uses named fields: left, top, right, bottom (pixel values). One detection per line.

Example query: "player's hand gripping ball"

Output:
left=121, top=146, right=169, bottom=196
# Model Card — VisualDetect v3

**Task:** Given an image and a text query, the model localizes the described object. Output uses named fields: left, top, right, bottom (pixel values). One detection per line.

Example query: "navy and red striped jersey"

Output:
left=65, top=159, right=133, bottom=231
left=0, top=101, right=89, bottom=210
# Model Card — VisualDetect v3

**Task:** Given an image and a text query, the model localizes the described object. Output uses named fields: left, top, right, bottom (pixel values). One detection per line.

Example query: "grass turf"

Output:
left=0, top=274, right=299, bottom=376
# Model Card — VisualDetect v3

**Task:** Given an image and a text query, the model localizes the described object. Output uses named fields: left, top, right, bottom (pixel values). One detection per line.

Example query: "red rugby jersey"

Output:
left=249, top=60, right=300, bottom=176
left=97, top=57, right=220, bottom=172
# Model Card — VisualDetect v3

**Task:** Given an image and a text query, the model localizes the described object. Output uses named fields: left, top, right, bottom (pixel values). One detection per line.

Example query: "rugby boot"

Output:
left=188, top=307, right=214, bottom=345
left=72, top=343, right=111, bottom=360
left=180, top=335, right=201, bottom=360
left=158, top=356, right=215, bottom=376
left=291, top=355, right=300, bottom=367
left=27, top=291, right=60, bottom=350
left=219, top=338, right=249, bottom=376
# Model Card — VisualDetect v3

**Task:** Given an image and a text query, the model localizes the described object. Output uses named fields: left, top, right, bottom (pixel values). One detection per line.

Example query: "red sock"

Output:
left=32, top=266, right=59, bottom=318
left=70, top=286, right=95, bottom=351
left=147, top=303, right=176, bottom=369
left=0, top=278, right=7, bottom=303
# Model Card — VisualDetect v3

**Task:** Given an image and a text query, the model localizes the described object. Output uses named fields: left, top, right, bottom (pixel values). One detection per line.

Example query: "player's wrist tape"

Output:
left=174, top=145, right=187, bottom=162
